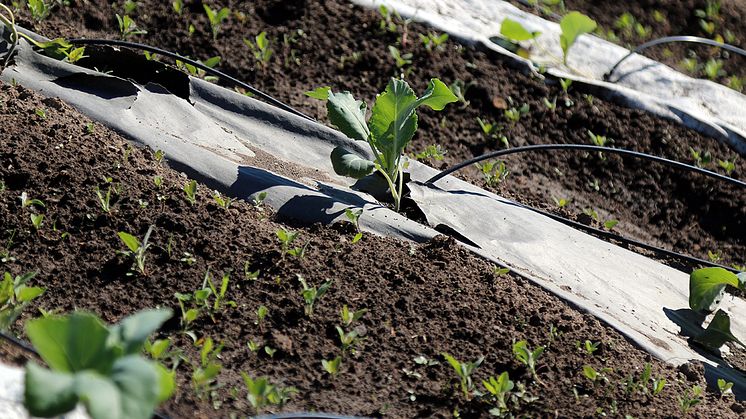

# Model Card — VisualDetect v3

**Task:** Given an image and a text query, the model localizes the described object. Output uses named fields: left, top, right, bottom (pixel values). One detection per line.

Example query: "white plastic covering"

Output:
left=351, top=0, right=746, bottom=154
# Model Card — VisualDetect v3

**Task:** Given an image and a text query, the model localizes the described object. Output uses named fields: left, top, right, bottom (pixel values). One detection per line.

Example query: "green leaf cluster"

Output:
left=24, top=309, right=174, bottom=419
left=0, top=271, right=44, bottom=331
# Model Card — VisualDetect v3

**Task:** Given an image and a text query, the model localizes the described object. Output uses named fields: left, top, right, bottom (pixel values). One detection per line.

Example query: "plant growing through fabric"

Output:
left=23, top=309, right=174, bottom=419
left=441, top=352, right=483, bottom=400
left=241, top=373, right=297, bottom=411
left=245, top=32, right=273, bottom=67
left=314, top=78, right=457, bottom=212
left=203, top=4, right=230, bottom=40
left=0, top=271, right=44, bottom=331
left=513, top=340, right=544, bottom=383
left=298, top=275, right=331, bottom=317
left=118, top=225, right=154, bottom=276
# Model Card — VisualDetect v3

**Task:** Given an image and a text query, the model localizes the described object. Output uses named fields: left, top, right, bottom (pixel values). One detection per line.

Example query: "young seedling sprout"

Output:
left=203, top=4, right=230, bottom=40
left=183, top=179, right=197, bottom=205
left=245, top=32, right=274, bottom=67
left=276, top=227, right=308, bottom=258
left=344, top=208, right=363, bottom=243
left=476, top=160, right=510, bottom=187
left=118, top=225, right=154, bottom=276
left=0, top=271, right=44, bottom=331
left=482, top=372, right=514, bottom=415
left=322, top=355, right=342, bottom=376
left=298, top=275, right=331, bottom=317
left=116, top=14, right=147, bottom=39
left=313, top=78, right=457, bottom=212
left=241, top=373, right=297, bottom=411
left=512, top=340, right=544, bottom=384
left=192, top=337, right=223, bottom=398
left=441, top=352, right=484, bottom=400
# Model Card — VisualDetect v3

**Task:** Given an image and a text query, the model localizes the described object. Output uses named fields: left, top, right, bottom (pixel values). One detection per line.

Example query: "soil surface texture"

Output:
left=1, top=80, right=745, bottom=418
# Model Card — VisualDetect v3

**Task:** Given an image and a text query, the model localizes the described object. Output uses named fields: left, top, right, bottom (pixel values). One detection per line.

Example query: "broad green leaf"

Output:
left=327, top=91, right=370, bottom=141
left=185, top=308, right=199, bottom=323
left=695, top=309, right=746, bottom=350
left=155, top=364, right=176, bottom=403
left=201, top=55, right=221, bottom=68
left=689, top=267, right=739, bottom=312
left=24, top=363, right=77, bottom=417
left=117, top=232, right=140, bottom=253
left=441, top=353, right=462, bottom=375
left=0, top=272, right=13, bottom=303
left=330, top=146, right=375, bottom=178
left=256, top=31, right=268, bottom=50
left=500, top=18, right=540, bottom=41
left=559, top=12, right=597, bottom=63
left=110, top=309, right=172, bottom=355
left=17, top=285, right=44, bottom=303
left=148, top=339, right=170, bottom=359
left=26, top=312, right=112, bottom=373
left=417, top=78, right=459, bottom=111
left=304, top=86, right=331, bottom=100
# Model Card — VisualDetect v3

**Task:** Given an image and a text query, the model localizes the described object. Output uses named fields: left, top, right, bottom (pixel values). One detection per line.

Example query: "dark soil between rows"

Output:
left=510, top=0, right=746, bottom=93
left=13, top=0, right=745, bottom=267
left=1, top=80, right=746, bottom=417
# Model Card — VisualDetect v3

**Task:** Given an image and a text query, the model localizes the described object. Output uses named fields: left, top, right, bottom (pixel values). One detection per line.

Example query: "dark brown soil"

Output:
left=511, top=0, right=746, bottom=92
left=12, top=0, right=743, bottom=267
left=2, top=80, right=745, bottom=418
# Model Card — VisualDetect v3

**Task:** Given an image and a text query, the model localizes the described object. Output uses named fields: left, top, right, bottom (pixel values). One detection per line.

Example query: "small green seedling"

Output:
left=717, top=378, right=734, bottom=397
left=678, top=385, right=702, bottom=415
left=23, top=309, right=174, bottom=419
left=513, top=340, right=544, bottom=383
left=419, top=31, right=449, bottom=53
left=718, top=158, right=737, bottom=175
left=449, top=79, right=472, bottom=109
left=203, top=4, right=230, bottom=39
left=340, top=304, right=367, bottom=327
left=336, top=326, right=362, bottom=353
left=241, top=373, right=297, bottom=411
left=344, top=208, right=363, bottom=243
left=477, top=117, right=508, bottom=147
left=118, top=225, right=154, bottom=276
left=20, top=192, right=44, bottom=209
left=252, top=191, right=268, bottom=210
left=603, top=219, right=619, bottom=230
left=29, top=213, right=43, bottom=231
left=298, top=275, right=331, bottom=317
left=256, top=305, right=268, bottom=327
left=543, top=96, right=557, bottom=111
left=441, top=352, right=483, bottom=400
left=95, top=185, right=113, bottom=213
left=689, top=147, right=712, bottom=167
left=378, top=4, right=400, bottom=33
left=318, top=78, right=457, bottom=212
left=482, top=372, right=514, bottom=415
left=559, top=78, right=573, bottom=94
left=172, top=0, right=183, bottom=15
left=703, top=58, right=724, bottom=80
left=116, top=14, right=147, bottom=39
left=245, top=32, right=274, bottom=67
left=192, top=337, right=223, bottom=398
left=476, top=160, right=509, bottom=186
left=183, top=180, right=197, bottom=205
left=500, top=18, right=541, bottom=43
left=582, top=365, right=611, bottom=384
left=559, top=12, right=597, bottom=65
left=504, top=104, right=529, bottom=124
left=553, top=196, right=570, bottom=208
left=322, top=356, right=342, bottom=376
left=414, top=144, right=447, bottom=162
left=27, top=0, right=51, bottom=22
left=0, top=271, right=44, bottom=331
left=388, top=45, right=412, bottom=69
left=244, top=261, right=260, bottom=281
left=212, top=190, right=232, bottom=209
left=276, top=227, right=307, bottom=258
left=583, top=340, right=600, bottom=355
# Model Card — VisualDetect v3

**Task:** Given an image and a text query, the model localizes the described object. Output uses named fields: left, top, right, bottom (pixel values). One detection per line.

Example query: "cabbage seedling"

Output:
left=203, top=4, right=230, bottom=40
left=414, top=144, right=447, bottom=162
left=183, top=179, right=197, bottom=205
left=212, top=190, right=232, bottom=209
left=29, top=213, right=43, bottom=231
left=678, top=385, right=702, bottom=414
left=476, top=160, right=509, bottom=186
left=559, top=12, right=597, bottom=65
left=256, top=305, right=268, bottom=326
left=116, top=14, right=147, bottom=39
left=340, top=304, right=367, bottom=327
left=512, top=340, right=544, bottom=383
left=717, top=378, right=734, bottom=397
left=245, top=32, right=273, bottom=67
left=336, top=326, right=361, bottom=354
left=441, top=352, right=483, bottom=400
left=689, top=147, right=712, bottom=167
left=23, top=309, right=174, bottom=419
left=172, top=0, right=183, bottom=15
left=388, top=45, right=412, bottom=69
left=118, top=225, right=154, bottom=276
left=276, top=227, right=307, bottom=258
left=192, top=337, right=223, bottom=398
left=0, top=271, right=44, bottom=331
left=318, top=78, right=456, bottom=212
left=322, top=355, right=342, bottom=376
left=27, top=0, right=51, bottom=22
left=419, top=31, right=449, bottom=53
left=298, top=275, right=331, bottom=317
left=344, top=208, right=363, bottom=243
left=241, top=373, right=297, bottom=411
left=482, top=371, right=513, bottom=415
left=718, top=158, right=737, bottom=175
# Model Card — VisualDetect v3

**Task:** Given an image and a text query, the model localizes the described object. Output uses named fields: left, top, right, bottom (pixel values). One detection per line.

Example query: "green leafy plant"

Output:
left=340, top=304, right=367, bottom=327
left=678, top=385, right=702, bottom=415
left=504, top=103, right=529, bottom=124
left=27, top=0, right=51, bottom=22
left=183, top=179, right=197, bottom=205
left=29, top=213, right=44, bottom=231
left=688, top=267, right=746, bottom=351
left=553, top=196, right=570, bottom=208
left=477, top=117, right=508, bottom=147
left=0, top=271, right=44, bottom=331
left=703, top=58, right=724, bottom=80
left=23, top=309, right=174, bottom=419
left=559, top=12, right=597, bottom=65
left=118, top=225, right=154, bottom=276
left=256, top=305, right=268, bottom=327
left=298, top=275, right=331, bottom=317
left=414, top=144, right=447, bottom=162
left=476, top=160, right=509, bottom=186
left=343, top=208, right=364, bottom=243
left=95, top=185, right=114, bottom=213
left=718, top=158, right=737, bottom=175
left=252, top=191, right=268, bottom=210
left=276, top=227, right=307, bottom=258
left=482, top=371, right=514, bottom=415
left=388, top=45, right=412, bottom=69
left=441, top=352, right=483, bottom=400
left=717, top=378, right=734, bottom=397
left=172, top=0, right=183, bottom=15
left=689, top=147, right=712, bottom=167
left=245, top=31, right=274, bottom=67
left=20, top=191, right=44, bottom=208
left=582, top=365, right=612, bottom=384
left=212, top=190, right=233, bottom=209
left=241, top=373, right=297, bottom=411
left=116, top=14, right=146, bottom=39
left=513, top=340, right=544, bottom=383
left=500, top=18, right=541, bottom=43
left=336, top=325, right=362, bottom=354
left=583, top=340, right=600, bottom=355
left=378, top=4, right=400, bottom=33
left=449, top=79, right=472, bottom=109
left=322, top=355, right=342, bottom=376
left=317, top=78, right=457, bottom=212
left=203, top=4, right=230, bottom=39
left=192, top=336, right=223, bottom=397
left=419, top=31, right=449, bottom=53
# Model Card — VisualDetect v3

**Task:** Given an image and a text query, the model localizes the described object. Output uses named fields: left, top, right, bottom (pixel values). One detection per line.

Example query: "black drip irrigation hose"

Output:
left=424, top=144, right=744, bottom=272
left=65, top=38, right=315, bottom=123
left=604, top=36, right=746, bottom=82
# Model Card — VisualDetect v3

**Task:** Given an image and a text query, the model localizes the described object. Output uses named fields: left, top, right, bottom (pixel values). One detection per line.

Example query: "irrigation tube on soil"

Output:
left=604, top=36, right=746, bottom=82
